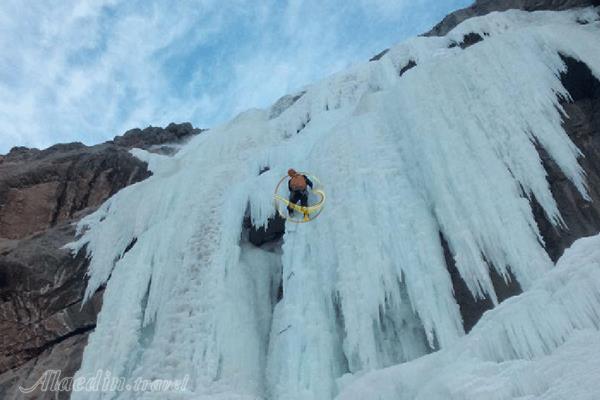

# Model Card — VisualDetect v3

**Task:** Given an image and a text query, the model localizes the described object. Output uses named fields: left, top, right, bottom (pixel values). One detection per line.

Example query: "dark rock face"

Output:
left=0, top=144, right=151, bottom=239
left=532, top=56, right=600, bottom=261
left=441, top=233, right=522, bottom=333
left=0, top=334, right=88, bottom=400
left=244, top=213, right=286, bottom=247
left=112, top=122, right=202, bottom=149
left=0, top=224, right=101, bottom=373
left=0, top=123, right=200, bottom=240
left=424, top=0, right=597, bottom=37
left=0, top=123, right=200, bottom=399
left=446, top=55, right=600, bottom=331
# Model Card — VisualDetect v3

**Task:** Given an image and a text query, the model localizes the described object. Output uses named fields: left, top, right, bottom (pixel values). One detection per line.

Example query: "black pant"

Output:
left=288, top=190, right=308, bottom=214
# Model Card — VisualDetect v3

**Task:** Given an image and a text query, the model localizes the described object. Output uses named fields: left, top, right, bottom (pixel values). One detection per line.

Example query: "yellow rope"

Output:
left=273, top=173, right=326, bottom=223
left=273, top=189, right=326, bottom=213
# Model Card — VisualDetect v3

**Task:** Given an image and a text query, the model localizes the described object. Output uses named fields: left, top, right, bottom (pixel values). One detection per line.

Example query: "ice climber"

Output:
left=287, top=168, right=313, bottom=216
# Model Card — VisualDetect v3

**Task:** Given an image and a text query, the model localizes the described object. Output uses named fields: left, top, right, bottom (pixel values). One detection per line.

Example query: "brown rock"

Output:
left=532, top=55, right=600, bottom=261
left=0, top=144, right=151, bottom=240
left=0, top=223, right=101, bottom=373
left=0, top=123, right=201, bottom=240
left=0, top=123, right=201, bottom=398
left=0, top=334, right=89, bottom=400
left=112, top=122, right=202, bottom=149
left=442, top=56, right=600, bottom=332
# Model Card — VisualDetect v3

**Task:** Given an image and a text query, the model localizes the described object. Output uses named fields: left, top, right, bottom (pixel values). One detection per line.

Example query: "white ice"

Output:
left=67, top=7, right=600, bottom=400
left=336, top=233, right=600, bottom=400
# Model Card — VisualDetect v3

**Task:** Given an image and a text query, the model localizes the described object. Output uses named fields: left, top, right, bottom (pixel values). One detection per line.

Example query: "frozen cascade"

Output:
left=67, top=7, right=600, bottom=400
left=336, top=233, right=600, bottom=400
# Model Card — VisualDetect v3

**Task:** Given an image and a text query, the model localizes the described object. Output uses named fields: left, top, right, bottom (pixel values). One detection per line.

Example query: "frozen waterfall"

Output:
left=67, top=7, right=600, bottom=400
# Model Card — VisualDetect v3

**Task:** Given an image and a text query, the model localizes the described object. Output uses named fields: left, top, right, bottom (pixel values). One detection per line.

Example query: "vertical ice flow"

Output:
left=66, top=7, right=600, bottom=400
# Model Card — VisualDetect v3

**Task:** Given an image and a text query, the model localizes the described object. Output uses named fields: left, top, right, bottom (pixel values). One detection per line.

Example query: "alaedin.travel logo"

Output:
left=19, top=369, right=189, bottom=394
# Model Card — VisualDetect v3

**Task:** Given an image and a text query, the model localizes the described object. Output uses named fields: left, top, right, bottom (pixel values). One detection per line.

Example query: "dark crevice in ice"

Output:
left=448, top=32, right=484, bottom=49
left=530, top=54, right=600, bottom=261
left=439, top=232, right=521, bottom=332
left=399, top=60, right=417, bottom=77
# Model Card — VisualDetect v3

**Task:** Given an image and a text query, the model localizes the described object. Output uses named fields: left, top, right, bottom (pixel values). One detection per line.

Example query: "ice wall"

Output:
left=68, top=7, right=600, bottom=400
left=336, top=233, right=600, bottom=400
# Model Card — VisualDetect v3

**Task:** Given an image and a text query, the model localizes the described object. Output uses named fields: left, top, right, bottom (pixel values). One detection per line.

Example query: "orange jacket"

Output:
left=288, top=174, right=313, bottom=192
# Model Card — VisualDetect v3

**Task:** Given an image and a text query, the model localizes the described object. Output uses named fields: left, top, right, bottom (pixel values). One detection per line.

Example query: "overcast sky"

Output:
left=0, top=0, right=470, bottom=152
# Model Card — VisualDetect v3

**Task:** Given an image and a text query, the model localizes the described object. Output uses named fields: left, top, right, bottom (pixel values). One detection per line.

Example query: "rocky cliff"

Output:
left=424, top=0, right=599, bottom=36
left=0, top=123, right=201, bottom=399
